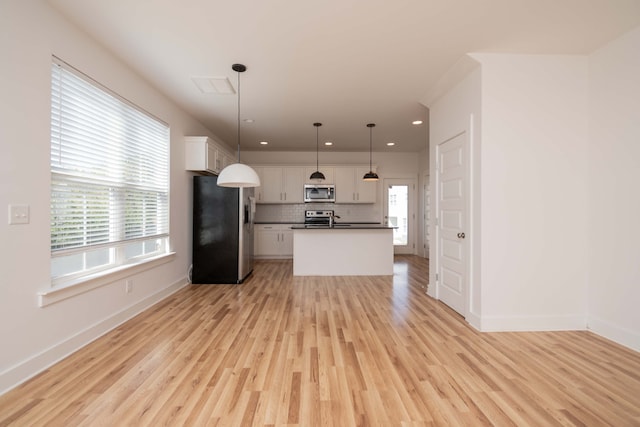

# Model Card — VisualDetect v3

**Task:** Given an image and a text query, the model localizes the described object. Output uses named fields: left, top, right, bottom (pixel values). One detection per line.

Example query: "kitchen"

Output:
left=245, top=148, right=425, bottom=232
left=188, top=137, right=425, bottom=281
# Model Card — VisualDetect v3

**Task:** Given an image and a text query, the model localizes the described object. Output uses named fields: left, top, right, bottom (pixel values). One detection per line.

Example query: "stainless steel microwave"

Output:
left=303, top=184, right=335, bottom=203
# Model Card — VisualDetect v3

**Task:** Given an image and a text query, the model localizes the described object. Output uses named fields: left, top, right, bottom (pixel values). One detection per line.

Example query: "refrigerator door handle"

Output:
left=248, top=196, right=256, bottom=229
left=249, top=196, right=256, bottom=214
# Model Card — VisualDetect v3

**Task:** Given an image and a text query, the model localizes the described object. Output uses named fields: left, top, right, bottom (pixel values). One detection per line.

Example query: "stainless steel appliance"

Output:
left=304, top=184, right=335, bottom=203
left=192, top=175, right=256, bottom=284
left=304, top=209, right=340, bottom=227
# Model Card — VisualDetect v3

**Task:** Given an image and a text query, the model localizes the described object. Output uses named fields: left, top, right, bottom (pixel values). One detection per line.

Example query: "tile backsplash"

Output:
left=254, top=203, right=381, bottom=223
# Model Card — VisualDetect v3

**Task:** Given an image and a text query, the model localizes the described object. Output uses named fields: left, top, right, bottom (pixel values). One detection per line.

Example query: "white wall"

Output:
left=0, top=0, right=209, bottom=393
left=242, top=150, right=420, bottom=177
left=476, top=54, right=589, bottom=331
left=587, top=27, right=640, bottom=350
left=428, top=54, right=590, bottom=332
left=425, top=29, right=640, bottom=351
left=427, top=62, right=482, bottom=326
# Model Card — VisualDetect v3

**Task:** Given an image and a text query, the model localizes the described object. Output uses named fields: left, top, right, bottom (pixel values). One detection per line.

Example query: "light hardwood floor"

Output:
left=1, top=256, right=639, bottom=426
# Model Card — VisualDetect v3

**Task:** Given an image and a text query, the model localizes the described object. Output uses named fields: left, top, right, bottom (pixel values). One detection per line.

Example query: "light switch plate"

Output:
left=8, top=204, right=29, bottom=225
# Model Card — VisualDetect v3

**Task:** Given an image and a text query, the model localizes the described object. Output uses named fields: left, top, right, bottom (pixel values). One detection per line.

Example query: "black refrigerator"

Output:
left=192, top=175, right=255, bottom=284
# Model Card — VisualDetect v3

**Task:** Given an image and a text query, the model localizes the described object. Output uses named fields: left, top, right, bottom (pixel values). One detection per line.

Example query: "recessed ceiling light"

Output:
left=191, top=76, right=235, bottom=94
left=412, top=120, right=423, bottom=125
left=324, top=141, right=333, bottom=146
left=387, top=142, right=395, bottom=146
left=259, top=141, right=268, bottom=145
left=243, top=119, right=254, bottom=123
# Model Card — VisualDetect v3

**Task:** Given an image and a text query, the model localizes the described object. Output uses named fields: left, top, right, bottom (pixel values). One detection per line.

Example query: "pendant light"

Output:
left=309, top=122, right=325, bottom=181
left=362, top=123, right=379, bottom=181
left=217, top=63, right=261, bottom=188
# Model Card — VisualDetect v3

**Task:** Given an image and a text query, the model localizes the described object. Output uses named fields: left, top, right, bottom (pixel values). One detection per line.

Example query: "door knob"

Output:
left=457, top=232, right=466, bottom=239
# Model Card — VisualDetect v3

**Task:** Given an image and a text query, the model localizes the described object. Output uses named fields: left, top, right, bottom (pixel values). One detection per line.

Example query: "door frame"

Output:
left=433, top=129, right=471, bottom=319
left=422, top=173, right=430, bottom=259
left=382, top=178, right=417, bottom=255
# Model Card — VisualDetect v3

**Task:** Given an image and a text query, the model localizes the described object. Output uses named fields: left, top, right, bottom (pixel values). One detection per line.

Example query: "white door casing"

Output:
left=436, top=132, right=468, bottom=315
left=423, top=173, right=430, bottom=258
left=383, top=178, right=416, bottom=255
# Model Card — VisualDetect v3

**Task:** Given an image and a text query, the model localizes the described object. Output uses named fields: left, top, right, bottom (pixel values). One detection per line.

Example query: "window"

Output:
left=50, top=57, right=170, bottom=285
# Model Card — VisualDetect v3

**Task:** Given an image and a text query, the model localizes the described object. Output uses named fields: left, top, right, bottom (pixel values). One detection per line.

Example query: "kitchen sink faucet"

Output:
left=329, top=212, right=340, bottom=227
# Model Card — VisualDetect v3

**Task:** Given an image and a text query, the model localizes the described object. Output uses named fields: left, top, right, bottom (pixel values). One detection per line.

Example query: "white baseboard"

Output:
left=465, top=311, right=482, bottom=330
left=478, top=314, right=587, bottom=332
left=0, top=277, right=187, bottom=395
left=426, top=283, right=436, bottom=298
left=587, top=316, right=640, bottom=352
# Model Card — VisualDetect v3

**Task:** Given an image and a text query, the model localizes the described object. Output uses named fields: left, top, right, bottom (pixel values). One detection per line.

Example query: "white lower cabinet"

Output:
left=254, top=224, right=294, bottom=258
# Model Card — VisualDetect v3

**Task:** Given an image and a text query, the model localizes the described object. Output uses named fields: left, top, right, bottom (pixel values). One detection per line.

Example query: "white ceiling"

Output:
left=47, top=0, right=640, bottom=153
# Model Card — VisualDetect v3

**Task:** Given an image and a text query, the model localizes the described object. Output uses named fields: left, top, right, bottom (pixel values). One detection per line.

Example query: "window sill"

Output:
left=38, top=252, right=176, bottom=307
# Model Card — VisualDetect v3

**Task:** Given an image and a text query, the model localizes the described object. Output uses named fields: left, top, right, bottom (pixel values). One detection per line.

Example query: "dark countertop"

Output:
left=290, top=224, right=394, bottom=230
left=254, top=221, right=304, bottom=224
left=254, top=221, right=381, bottom=226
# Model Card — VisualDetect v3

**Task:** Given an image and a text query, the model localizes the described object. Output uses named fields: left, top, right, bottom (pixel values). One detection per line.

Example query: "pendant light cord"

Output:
left=236, top=69, right=241, bottom=163
left=316, top=125, right=320, bottom=170
left=369, top=125, right=373, bottom=170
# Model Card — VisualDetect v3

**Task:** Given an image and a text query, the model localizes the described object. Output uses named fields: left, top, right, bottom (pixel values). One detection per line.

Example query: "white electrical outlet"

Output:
left=125, top=280, right=133, bottom=294
left=8, top=204, right=29, bottom=225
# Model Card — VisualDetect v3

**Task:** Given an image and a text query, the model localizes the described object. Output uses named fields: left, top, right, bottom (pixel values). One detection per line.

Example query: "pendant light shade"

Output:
left=217, top=63, right=261, bottom=188
left=309, top=122, right=325, bottom=181
left=217, top=162, right=261, bottom=187
left=363, top=123, right=379, bottom=181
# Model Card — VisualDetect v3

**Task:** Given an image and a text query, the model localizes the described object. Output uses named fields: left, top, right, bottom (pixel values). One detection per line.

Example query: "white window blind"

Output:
left=50, top=57, right=170, bottom=283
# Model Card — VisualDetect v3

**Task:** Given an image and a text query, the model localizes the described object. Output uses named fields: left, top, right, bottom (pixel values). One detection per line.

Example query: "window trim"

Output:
left=50, top=56, right=171, bottom=285
left=39, top=251, right=176, bottom=307
left=50, top=235, right=170, bottom=286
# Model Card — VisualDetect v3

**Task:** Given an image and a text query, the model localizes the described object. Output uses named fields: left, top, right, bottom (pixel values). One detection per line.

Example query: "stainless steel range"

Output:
left=304, top=209, right=332, bottom=225
left=304, top=209, right=340, bottom=227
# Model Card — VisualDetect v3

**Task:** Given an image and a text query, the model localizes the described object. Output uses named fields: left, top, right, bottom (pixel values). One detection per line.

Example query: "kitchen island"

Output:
left=291, top=224, right=394, bottom=276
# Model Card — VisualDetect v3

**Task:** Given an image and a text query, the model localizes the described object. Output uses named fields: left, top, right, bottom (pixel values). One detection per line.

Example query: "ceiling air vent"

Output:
left=191, top=76, right=235, bottom=94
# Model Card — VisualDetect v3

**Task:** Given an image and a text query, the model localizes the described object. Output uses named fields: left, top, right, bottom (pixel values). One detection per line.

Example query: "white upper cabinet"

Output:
left=253, top=166, right=304, bottom=203
left=185, top=136, right=234, bottom=175
left=253, top=166, right=264, bottom=202
left=221, top=151, right=236, bottom=169
left=334, top=166, right=377, bottom=203
left=282, top=168, right=305, bottom=203
left=252, top=164, right=375, bottom=204
left=260, top=167, right=283, bottom=202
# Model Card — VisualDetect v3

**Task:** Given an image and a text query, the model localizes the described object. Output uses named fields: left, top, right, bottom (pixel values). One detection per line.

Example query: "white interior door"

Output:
left=383, top=178, right=416, bottom=255
left=436, top=132, right=468, bottom=315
